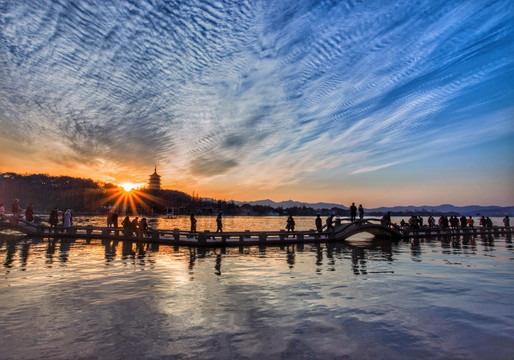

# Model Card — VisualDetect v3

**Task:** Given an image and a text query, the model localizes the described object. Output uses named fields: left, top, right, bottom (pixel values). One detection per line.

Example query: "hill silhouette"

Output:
left=1, top=173, right=511, bottom=216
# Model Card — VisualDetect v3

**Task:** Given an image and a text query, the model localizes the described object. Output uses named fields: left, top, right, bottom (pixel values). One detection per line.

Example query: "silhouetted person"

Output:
left=460, top=215, right=467, bottom=228
left=122, top=216, right=131, bottom=236
left=504, top=215, right=510, bottom=227
left=112, top=211, right=119, bottom=228
left=25, top=203, right=34, bottom=222
left=449, top=216, right=457, bottom=229
left=216, top=211, right=223, bottom=232
left=131, top=217, right=139, bottom=236
left=358, top=204, right=364, bottom=220
left=409, top=215, right=418, bottom=229
left=326, top=215, right=334, bottom=232
left=315, top=214, right=322, bottom=232
left=49, top=208, right=58, bottom=230
left=479, top=216, right=486, bottom=227
left=286, top=215, right=295, bottom=232
left=190, top=213, right=197, bottom=232
left=139, top=217, right=149, bottom=237
left=11, top=199, right=21, bottom=218
left=63, top=208, right=72, bottom=231
left=106, top=210, right=113, bottom=227
left=467, top=216, right=474, bottom=228
left=350, top=202, right=357, bottom=222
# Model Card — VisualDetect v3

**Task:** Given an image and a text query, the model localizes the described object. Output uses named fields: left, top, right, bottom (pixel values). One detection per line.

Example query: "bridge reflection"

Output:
left=1, top=233, right=513, bottom=274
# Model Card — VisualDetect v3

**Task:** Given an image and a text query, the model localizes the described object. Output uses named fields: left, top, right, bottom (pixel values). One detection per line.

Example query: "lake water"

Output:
left=1, top=216, right=513, bottom=359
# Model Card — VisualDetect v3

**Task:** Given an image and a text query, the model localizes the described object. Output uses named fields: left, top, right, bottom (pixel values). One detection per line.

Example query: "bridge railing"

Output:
left=2, top=220, right=335, bottom=245
left=148, top=228, right=333, bottom=245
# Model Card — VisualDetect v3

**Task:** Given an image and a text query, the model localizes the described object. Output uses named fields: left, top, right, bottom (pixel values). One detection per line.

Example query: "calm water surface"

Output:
left=1, top=216, right=513, bottom=359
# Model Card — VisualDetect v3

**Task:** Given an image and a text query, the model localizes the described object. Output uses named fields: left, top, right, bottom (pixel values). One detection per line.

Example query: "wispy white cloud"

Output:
left=351, top=162, right=401, bottom=175
left=0, top=0, right=512, bottom=202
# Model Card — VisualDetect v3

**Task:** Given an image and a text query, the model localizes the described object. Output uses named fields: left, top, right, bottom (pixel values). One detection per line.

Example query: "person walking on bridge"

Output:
left=131, top=217, right=139, bottom=236
left=121, top=216, right=131, bottom=236
left=63, top=209, right=72, bottom=231
left=11, top=199, right=21, bottom=218
left=315, top=214, right=323, bottom=232
left=25, top=203, right=34, bottom=222
left=350, top=202, right=357, bottom=222
left=190, top=213, right=197, bottom=233
left=49, top=208, right=58, bottom=231
left=216, top=211, right=223, bottom=233
left=358, top=204, right=364, bottom=221
left=326, top=215, right=334, bottom=232
left=286, top=215, right=295, bottom=232
left=112, top=211, right=119, bottom=228
left=139, top=218, right=149, bottom=237
left=106, top=210, right=113, bottom=227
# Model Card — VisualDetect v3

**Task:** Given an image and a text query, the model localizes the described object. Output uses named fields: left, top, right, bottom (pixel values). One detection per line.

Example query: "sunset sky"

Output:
left=0, top=0, right=513, bottom=207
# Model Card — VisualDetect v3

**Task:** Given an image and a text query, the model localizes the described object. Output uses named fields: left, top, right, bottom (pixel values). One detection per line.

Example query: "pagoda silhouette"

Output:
left=148, top=166, right=161, bottom=190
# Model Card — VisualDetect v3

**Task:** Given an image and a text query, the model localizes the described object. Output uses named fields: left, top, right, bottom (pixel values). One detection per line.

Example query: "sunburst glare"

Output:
left=102, top=185, right=165, bottom=216
left=121, top=182, right=137, bottom=192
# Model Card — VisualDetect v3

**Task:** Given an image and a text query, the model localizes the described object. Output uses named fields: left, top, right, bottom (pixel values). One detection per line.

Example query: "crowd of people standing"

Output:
left=1, top=198, right=511, bottom=237
left=399, top=214, right=510, bottom=230
left=120, top=215, right=149, bottom=237
left=48, top=207, right=73, bottom=231
left=0, top=199, right=37, bottom=224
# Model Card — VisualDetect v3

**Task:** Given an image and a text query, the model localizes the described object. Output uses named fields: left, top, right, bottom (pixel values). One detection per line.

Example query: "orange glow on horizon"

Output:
left=103, top=186, right=165, bottom=215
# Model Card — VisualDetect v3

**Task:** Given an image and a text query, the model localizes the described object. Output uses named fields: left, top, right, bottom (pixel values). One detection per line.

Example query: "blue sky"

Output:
left=0, top=0, right=513, bottom=207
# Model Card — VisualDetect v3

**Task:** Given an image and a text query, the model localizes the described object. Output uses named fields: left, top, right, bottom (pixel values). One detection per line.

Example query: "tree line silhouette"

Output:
left=0, top=173, right=348, bottom=216
left=0, top=173, right=460, bottom=217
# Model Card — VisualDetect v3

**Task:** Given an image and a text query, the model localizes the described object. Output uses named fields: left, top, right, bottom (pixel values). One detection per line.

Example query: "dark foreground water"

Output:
left=1, top=226, right=513, bottom=359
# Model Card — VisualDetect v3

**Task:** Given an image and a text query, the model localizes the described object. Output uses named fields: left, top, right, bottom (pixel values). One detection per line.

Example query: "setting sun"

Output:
left=120, top=182, right=136, bottom=192
left=103, top=182, right=163, bottom=216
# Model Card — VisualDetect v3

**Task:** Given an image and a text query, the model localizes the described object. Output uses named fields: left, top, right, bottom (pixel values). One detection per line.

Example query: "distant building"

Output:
left=148, top=166, right=161, bottom=190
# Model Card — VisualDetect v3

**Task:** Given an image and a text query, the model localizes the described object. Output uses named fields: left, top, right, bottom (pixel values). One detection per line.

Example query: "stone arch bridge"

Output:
left=332, top=218, right=403, bottom=240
